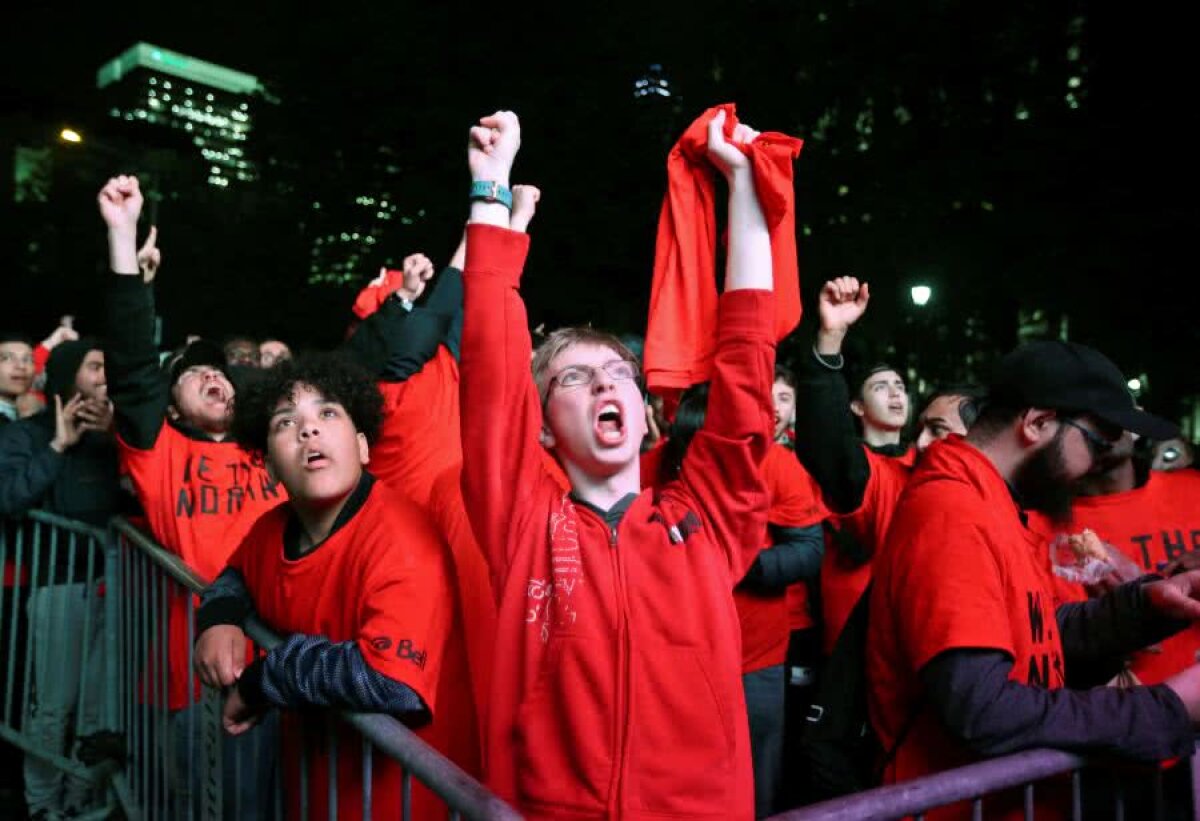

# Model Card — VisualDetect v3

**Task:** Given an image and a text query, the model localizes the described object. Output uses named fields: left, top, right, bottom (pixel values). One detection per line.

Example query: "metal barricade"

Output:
left=0, top=511, right=120, bottom=821
left=109, top=515, right=521, bottom=821
left=771, top=745, right=1200, bottom=820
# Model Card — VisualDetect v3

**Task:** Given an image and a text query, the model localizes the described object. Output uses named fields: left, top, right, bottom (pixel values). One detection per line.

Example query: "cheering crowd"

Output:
left=3, top=106, right=1200, bottom=820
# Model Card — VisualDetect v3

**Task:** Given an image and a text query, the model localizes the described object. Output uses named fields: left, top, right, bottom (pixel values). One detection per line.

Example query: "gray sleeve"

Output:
left=921, top=648, right=1194, bottom=762
left=1056, top=576, right=1187, bottom=687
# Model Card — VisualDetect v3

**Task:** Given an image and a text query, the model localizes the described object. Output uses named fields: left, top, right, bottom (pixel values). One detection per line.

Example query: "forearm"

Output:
left=237, top=634, right=429, bottom=721
left=196, top=568, right=255, bottom=635
left=723, top=170, right=772, bottom=292
left=1057, top=577, right=1186, bottom=686
left=109, top=227, right=139, bottom=276
left=792, top=351, right=872, bottom=512
left=922, top=649, right=1194, bottom=762
left=105, top=277, right=167, bottom=448
left=0, top=446, right=63, bottom=516
left=740, top=524, right=825, bottom=592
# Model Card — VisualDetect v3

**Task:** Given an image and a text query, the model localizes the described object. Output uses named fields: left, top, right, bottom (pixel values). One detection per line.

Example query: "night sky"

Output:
left=3, top=1, right=1198, bottom=417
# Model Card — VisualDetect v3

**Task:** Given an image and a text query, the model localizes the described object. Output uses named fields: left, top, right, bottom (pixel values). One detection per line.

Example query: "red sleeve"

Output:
left=885, top=500, right=1015, bottom=671
left=458, top=224, right=547, bottom=576
left=33, top=344, right=49, bottom=375
left=764, top=446, right=827, bottom=528
left=678, top=289, right=775, bottom=577
left=356, top=526, right=453, bottom=711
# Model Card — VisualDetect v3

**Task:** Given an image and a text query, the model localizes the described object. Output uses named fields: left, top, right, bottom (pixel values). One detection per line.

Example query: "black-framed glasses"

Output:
left=547, top=360, right=640, bottom=394
left=1060, top=418, right=1115, bottom=457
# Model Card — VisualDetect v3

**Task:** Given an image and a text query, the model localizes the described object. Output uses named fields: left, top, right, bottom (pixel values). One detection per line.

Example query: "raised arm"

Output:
left=458, top=112, right=549, bottom=575
left=678, top=112, right=776, bottom=577
left=98, top=176, right=168, bottom=449
left=793, top=277, right=874, bottom=513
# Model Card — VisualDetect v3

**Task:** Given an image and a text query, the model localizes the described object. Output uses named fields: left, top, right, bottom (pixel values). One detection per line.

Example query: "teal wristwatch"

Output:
left=468, top=180, right=513, bottom=210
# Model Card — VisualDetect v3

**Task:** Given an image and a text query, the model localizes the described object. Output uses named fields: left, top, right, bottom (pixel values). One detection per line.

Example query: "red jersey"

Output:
left=119, top=424, right=284, bottom=708
left=868, top=437, right=1066, bottom=820
left=734, top=445, right=826, bottom=671
left=1034, top=469, right=1200, bottom=685
left=229, top=479, right=477, bottom=821
left=819, top=447, right=912, bottom=654
left=461, top=225, right=772, bottom=819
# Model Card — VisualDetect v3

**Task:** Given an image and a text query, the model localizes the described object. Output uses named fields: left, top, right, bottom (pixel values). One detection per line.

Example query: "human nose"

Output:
left=591, top=369, right=616, bottom=393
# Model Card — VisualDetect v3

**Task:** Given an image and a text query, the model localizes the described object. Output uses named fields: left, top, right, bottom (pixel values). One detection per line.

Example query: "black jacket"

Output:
left=0, top=410, right=123, bottom=581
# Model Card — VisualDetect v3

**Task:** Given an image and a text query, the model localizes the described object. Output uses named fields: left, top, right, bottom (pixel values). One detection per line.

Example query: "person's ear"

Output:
left=1018, top=408, right=1058, bottom=446
left=539, top=426, right=556, bottom=450
left=357, top=432, right=370, bottom=465
left=850, top=400, right=865, bottom=419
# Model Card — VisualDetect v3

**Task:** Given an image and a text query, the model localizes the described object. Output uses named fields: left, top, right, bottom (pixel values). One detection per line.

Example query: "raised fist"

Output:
left=468, top=111, right=521, bottom=185
left=397, top=253, right=436, bottom=302
left=510, top=185, right=542, bottom=233
left=97, top=175, right=143, bottom=234
left=819, top=276, right=871, bottom=335
left=706, top=109, right=759, bottom=182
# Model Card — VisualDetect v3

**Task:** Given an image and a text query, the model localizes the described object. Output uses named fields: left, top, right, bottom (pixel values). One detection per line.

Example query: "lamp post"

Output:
left=59, top=128, right=83, bottom=144
left=910, top=284, right=932, bottom=307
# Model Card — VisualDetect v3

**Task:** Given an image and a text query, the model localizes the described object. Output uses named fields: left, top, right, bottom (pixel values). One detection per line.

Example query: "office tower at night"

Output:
left=97, top=42, right=264, bottom=188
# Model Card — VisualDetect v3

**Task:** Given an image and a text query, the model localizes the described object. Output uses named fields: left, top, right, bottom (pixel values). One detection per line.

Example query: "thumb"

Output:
left=707, top=110, right=728, bottom=147
left=858, top=283, right=871, bottom=306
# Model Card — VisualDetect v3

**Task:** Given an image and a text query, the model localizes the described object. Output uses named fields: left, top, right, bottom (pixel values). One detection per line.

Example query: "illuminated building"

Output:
left=97, top=42, right=264, bottom=188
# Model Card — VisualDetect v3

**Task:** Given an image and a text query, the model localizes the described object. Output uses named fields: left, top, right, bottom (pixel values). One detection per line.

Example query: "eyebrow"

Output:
left=922, top=415, right=949, bottom=426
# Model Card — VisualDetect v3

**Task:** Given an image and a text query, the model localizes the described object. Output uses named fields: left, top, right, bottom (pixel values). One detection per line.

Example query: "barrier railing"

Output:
left=771, top=745, right=1199, bottom=820
left=109, top=515, right=521, bottom=821
left=0, top=511, right=119, bottom=821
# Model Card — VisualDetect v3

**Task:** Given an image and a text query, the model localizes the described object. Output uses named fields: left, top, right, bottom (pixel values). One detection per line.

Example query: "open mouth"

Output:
left=303, top=450, right=329, bottom=469
left=204, top=384, right=226, bottom=402
left=594, top=401, right=626, bottom=445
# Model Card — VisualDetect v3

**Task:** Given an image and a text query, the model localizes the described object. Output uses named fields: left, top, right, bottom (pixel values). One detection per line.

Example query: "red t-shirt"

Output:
left=371, top=347, right=463, bottom=511
left=228, top=478, right=477, bottom=821
left=868, top=437, right=1066, bottom=820
left=819, top=447, right=912, bottom=654
left=735, top=445, right=826, bottom=671
left=1033, top=469, right=1200, bottom=685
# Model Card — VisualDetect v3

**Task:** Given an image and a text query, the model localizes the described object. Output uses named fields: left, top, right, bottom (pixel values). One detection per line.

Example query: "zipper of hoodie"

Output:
left=608, top=523, right=634, bottom=816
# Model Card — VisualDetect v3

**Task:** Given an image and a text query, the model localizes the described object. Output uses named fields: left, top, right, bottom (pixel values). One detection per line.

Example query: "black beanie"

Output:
left=45, top=338, right=99, bottom=401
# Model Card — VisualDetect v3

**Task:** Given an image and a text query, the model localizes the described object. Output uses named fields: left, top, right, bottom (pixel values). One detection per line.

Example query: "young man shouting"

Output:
left=459, top=109, right=775, bottom=819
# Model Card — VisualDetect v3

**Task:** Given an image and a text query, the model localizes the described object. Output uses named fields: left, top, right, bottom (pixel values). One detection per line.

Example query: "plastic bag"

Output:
left=1050, top=528, right=1142, bottom=586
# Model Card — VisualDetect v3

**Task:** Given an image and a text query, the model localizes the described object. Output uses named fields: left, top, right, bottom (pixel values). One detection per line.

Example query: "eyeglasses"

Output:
left=1060, top=418, right=1115, bottom=457
left=547, top=360, right=639, bottom=395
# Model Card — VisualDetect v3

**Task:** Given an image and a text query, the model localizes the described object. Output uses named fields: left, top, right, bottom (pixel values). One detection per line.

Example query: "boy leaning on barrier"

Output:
left=194, top=352, right=477, bottom=821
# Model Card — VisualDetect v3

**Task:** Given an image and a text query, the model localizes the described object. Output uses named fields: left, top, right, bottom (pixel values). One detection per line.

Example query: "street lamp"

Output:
left=910, top=284, right=932, bottom=307
left=59, top=128, right=83, bottom=144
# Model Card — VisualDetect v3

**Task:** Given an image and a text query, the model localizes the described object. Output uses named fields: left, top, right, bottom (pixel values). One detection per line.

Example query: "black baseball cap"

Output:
left=164, top=340, right=227, bottom=388
left=987, top=340, right=1178, bottom=441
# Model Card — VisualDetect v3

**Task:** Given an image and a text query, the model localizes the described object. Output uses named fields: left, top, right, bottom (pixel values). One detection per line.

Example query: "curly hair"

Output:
left=231, top=352, right=384, bottom=456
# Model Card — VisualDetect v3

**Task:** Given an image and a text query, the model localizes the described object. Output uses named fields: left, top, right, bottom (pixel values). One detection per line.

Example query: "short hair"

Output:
left=231, top=352, right=384, bottom=456
left=925, top=384, right=986, bottom=430
left=0, top=332, right=34, bottom=348
left=531, top=327, right=639, bottom=405
left=852, top=362, right=902, bottom=399
left=774, top=364, right=797, bottom=392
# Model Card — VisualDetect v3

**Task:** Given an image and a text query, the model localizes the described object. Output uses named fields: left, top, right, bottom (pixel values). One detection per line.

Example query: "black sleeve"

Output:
left=921, top=648, right=1194, bottom=762
left=196, top=567, right=255, bottom=636
left=739, top=523, right=825, bottom=593
left=104, top=276, right=167, bottom=449
left=792, top=347, right=872, bottom=513
left=342, top=267, right=464, bottom=381
left=0, top=421, right=63, bottom=517
left=1056, top=576, right=1188, bottom=687
left=237, top=634, right=430, bottom=724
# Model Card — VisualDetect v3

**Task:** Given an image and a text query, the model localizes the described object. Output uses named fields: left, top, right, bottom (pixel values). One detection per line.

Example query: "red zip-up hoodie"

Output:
left=460, top=224, right=773, bottom=819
